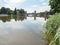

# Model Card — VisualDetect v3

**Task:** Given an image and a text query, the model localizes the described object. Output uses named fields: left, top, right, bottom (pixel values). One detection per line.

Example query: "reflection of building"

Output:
left=34, top=11, right=36, bottom=20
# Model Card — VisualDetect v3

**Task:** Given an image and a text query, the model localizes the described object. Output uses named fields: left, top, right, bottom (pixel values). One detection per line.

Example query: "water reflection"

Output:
left=0, top=15, right=39, bottom=22
left=0, top=16, right=11, bottom=22
left=0, top=15, right=27, bottom=22
left=0, top=15, right=47, bottom=45
left=34, top=16, right=36, bottom=20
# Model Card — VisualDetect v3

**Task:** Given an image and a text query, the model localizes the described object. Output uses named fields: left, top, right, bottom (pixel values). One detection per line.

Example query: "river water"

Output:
left=0, top=16, right=47, bottom=45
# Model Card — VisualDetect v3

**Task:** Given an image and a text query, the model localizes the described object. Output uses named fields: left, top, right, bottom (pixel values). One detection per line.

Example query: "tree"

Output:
left=0, top=9, right=1, bottom=14
left=49, top=0, right=60, bottom=14
left=0, top=7, right=6, bottom=14
left=19, top=9, right=26, bottom=16
left=0, top=7, right=26, bottom=15
left=40, top=12, right=45, bottom=17
left=6, top=8, right=10, bottom=13
left=0, top=7, right=10, bottom=14
left=14, top=8, right=17, bottom=15
left=7, top=10, right=14, bottom=15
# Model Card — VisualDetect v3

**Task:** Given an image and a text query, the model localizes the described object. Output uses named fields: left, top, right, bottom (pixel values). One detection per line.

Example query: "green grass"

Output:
left=45, top=13, right=60, bottom=45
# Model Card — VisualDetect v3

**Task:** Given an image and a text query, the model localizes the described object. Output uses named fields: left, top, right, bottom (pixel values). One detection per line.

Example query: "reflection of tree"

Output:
left=0, top=16, right=11, bottom=22
left=40, top=11, right=49, bottom=17
left=0, top=15, right=26, bottom=22
left=19, top=9, right=26, bottom=16
left=15, top=15, right=25, bottom=21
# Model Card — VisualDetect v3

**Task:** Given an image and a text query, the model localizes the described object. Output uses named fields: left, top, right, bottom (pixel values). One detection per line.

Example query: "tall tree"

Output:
left=19, top=9, right=26, bottom=16
left=0, top=7, right=6, bottom=14
left=7, top=10, right=14, bottom=15
left=49, top=0, right=60, bottom=14
left=6, top=8, right=10, bottom=13
left=0, top=9, right=1, bottom=14
left=0, top=7, right=10, bottom=14
left=14, top=8, right=17, bottom=15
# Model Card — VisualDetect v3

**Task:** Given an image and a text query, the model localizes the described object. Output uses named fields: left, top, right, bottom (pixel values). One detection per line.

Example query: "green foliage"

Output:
left=7, top=10, right=14, bottom=15
left=0, top=7, right=6, bottom=14
left=45, top=13, right=60, bottom=43
left=49, top=28, right=60, bottom=45
left=40, top=12, right=44, bottom=17
left=14, top=8, right=17, bottom=15
left=0, top=9, right=1, bottom=14
left=40, top=11, right=50, bottom=17
left=0, top=7, right=10, bottom=14
left=0, top=7, right=26, bottom=15
left=49, top=0, right=60, bottom=14
left=19, top=9, right=26, bottom=16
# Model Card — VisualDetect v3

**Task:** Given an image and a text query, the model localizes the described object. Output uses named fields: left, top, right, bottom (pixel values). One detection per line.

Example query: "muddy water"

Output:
left=0, top=16, right=47, bottom=45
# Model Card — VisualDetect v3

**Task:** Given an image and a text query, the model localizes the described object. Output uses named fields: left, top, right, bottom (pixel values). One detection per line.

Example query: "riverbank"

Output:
left=45, top=13, right=60, bottom=45
left=0, top=14, right=9, bottom=17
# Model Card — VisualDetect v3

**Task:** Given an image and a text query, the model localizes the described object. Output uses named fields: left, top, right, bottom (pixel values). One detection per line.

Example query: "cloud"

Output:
left=39, top=0, right=49, bottom=2
left=0, top=0, right=50, bottom=13
left=4, top=0, right=26, bottom=4
left=24, top=5, right=51, bottom=13
left=42, top=2, right=47, bottom=5
left=39, top=0, right=45, bottom=2
left=0, top=0, right=26, bottom=9
left=31, top=5, right=38, bottom=8
left=39, top=0, right=49, bottom=6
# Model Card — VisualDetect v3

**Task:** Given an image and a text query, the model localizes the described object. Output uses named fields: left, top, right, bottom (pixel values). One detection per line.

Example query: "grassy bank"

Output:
left=45, top=13, right=60, bottom=45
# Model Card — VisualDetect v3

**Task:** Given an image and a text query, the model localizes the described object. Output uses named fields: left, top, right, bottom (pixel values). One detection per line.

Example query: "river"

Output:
left=0, top=16, right=47, bottom=45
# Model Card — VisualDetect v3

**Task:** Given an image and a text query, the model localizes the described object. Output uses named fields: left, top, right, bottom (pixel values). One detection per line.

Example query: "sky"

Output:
left=0, top=0, right=51, bottom=13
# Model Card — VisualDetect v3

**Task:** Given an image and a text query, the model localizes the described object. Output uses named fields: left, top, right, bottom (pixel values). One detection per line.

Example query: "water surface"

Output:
left=0, top=16, right=47, bottom=45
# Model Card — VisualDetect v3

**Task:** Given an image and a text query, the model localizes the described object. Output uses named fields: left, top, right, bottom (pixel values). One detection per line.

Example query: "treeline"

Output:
left=49, top=0, right=60, bottom=15
left=40, top=11, right=50, bottom=17
left=0, top=7, right=26, bottom=15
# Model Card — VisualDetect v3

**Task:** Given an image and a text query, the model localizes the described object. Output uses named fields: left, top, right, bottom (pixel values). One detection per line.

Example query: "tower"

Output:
left=34, top=11, right=36, bottom=20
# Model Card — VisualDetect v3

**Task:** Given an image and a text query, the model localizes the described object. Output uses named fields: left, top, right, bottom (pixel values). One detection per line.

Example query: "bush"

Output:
left=45, top=13, right=60, bottom=43
left=7, top=10, right=14, bottom=15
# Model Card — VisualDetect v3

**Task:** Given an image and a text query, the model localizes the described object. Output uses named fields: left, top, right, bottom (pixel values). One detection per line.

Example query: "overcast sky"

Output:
left=0, top=0, right=51, bottom=13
